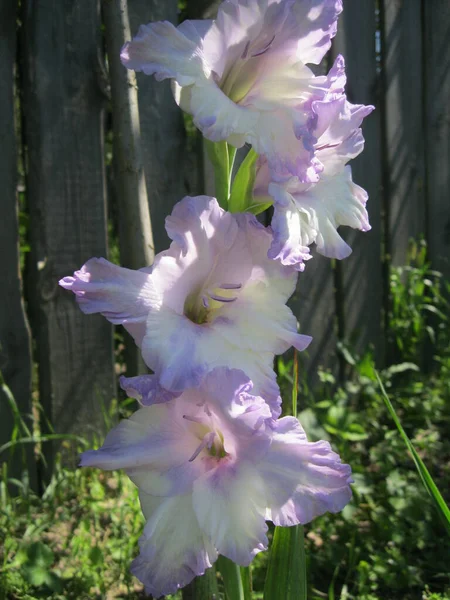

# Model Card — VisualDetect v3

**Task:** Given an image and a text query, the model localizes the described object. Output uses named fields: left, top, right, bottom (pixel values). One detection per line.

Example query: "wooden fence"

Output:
left=1, top=0, right=449, bottom=488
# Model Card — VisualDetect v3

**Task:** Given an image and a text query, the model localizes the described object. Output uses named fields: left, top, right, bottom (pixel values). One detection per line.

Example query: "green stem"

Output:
left=240, top=565, right=252, bottom=600
left=296, top=525, right=307, bottom=600
left=182, top=566, right=219, bottom=600
left=217, top=555, right=245, bottom=600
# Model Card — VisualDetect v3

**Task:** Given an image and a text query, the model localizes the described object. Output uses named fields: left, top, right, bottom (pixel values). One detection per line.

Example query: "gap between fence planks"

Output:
left=21, top=0, right=115, bottom=476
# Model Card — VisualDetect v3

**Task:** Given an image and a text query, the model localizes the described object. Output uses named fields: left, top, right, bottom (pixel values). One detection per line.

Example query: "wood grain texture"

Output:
left=332, top=1, right=384, bottom=362
left=21, top=0, right=115, bottom=471
left=0, top=0, right=36, bottom=489
left=423, top=0, right=450, bottom=280
left=128, top=0, right=190, bottom=253
left=383, top=0, right=426, bottom=266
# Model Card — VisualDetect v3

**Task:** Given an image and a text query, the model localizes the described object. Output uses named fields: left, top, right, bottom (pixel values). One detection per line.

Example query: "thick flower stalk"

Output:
left=253, top=94, right=374, bottom=270
left=60, top=195, right=311, bottom=416
left=121, top=0, right=344, bottom=182
left=81, top=368, right=352, bottom=597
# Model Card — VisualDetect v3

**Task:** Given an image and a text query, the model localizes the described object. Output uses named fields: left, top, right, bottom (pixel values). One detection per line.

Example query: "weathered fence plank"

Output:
left=332, top=2, right=384, bottom=362
left=423, top=0, right=450, bottom=281
left=102, top=0, right=154, bottom=270
left=128, top=0, right=189, bottom=254
left=383, top=0, right=426, bottom=266
left=21, top=0, right=115, bottom=472
left=0, top=0, right=36, bottom=489
left=103, top=0, right=155, bottom=377
left=291, top=255, right=338, bottom=390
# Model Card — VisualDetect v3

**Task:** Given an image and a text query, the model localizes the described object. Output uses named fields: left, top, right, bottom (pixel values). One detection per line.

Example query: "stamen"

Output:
left=209, top=293, right=238, bottom=303
left=251, top=35, right=276, bottom=58
left=183, top=414, right=204, bottom=424
left=188, top=431, right=216, bottom=462
left=202, top=295, right=210, bottom=308
left=218, top=283, right=242, bottom=290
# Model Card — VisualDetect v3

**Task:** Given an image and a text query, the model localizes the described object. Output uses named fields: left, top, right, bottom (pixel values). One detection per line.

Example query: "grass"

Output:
left=1, top=243, right=450, bottom=599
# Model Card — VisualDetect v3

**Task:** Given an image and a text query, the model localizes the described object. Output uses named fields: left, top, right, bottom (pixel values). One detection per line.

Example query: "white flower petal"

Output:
left=193, top=461, right=268, bottom=565
left=132, top=492, right=218, bottom=598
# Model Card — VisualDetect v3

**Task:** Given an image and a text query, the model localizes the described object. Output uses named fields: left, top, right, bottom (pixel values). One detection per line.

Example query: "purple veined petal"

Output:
left=79, top=403, right=205, bottom=497
left=132, top=492, right=218, bottom=598
left=261, top=417, right=352, bottom=526
left=192, top=461, right=268, bottom=565
left=268, top=189, right=315, bottom=271
left=120, top=20, right=210, bottom=86
left=119, top=374, right=179, bottom=406
left=59, top=257, right=158, bottom=346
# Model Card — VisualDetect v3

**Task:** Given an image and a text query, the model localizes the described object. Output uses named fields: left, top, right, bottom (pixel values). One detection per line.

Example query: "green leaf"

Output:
left=218, top=555, right=245, bottom=600
left=375, top=370, right=450, bottom=535
left=246, top=200, right=273, bottom=216
left=205, top=139, right=232, bottom=209
left=264, top=525, right=307, bottom=600
left=88, top=545, right=103, bottom=566
left=228, top=148, right=264, bottom=214
left=26, top=542, right=54, bottom=569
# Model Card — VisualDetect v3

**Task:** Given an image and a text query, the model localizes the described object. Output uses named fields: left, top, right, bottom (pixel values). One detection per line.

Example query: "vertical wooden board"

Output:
left=128, top=0, right=190, bottom=254
left=0, top=0, right=36, bottom=488
left=289, top=255, right=338, bottom=390
left=332, top=1, right=384, bottom=361
left=383, top=0, right=426, bottom=266
left=22, top=0, right=114, bottom=469
left=423, top=1, right=450, bottom=281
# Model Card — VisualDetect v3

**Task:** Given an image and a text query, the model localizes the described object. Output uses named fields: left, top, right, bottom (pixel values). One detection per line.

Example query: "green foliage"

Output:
left=389, top=238, right=448, bottom=361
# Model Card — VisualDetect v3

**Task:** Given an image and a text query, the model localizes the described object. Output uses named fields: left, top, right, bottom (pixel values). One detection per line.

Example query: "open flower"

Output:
left=254, top=95, right=374, bottom=270
left=81, top=368, right=353, bottom=597
left=60, top=195, right=311, bottom=416
left=121, top=0, right=343, bottom=182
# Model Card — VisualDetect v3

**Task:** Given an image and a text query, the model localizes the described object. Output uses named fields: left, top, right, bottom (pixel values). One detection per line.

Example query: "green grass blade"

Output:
left=375, top=370, right=450, bottom=535
left=0, top=434, right=89, bottom=455
left=217, top=555, right=245, bottom=600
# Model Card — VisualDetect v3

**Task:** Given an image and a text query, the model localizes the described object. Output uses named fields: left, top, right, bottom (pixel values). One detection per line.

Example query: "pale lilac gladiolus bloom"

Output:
left=254, top=95, right=374, bottom=270
left=120, top=0, right=344, bottom=182
left=60, top=196, right=311, bottom=416
left=80, top=368, right=353, bottom=597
